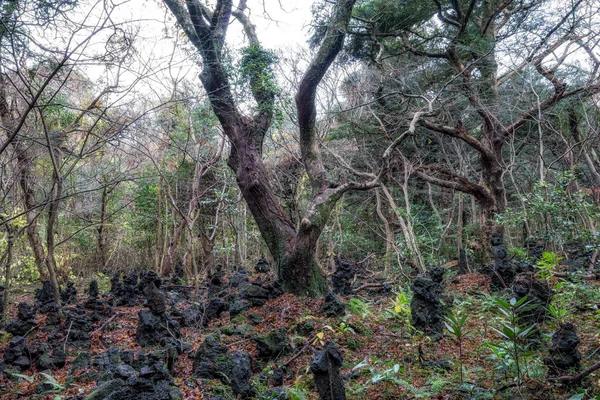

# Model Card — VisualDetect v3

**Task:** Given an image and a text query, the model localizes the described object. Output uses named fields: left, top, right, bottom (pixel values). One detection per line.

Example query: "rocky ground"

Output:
left=1, top=255, right=600, bottom=399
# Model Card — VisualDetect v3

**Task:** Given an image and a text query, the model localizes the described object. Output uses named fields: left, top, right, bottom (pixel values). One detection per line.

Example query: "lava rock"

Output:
left=321, top=292, right=346, bottom=317
left=88, top=280, right=100, bottom=298
left=171, top=264, right=185, bottom=285
left=192, top=335, right=232, bottom=379
left=37, top=345, right=66, bottom=370
left=3, top=336, right=33, bottom=371
left=229, top=269, right=249, bottom=289
left=512, top=272, right=553, bottom=324
left=84, top=286, right=112, bottom=316
left=94, top=346, right=123, bottom=377
left=110, top=273, right=124, bottom=297
left=266, top=280, right=284, bottom=298
left=35, top=280, right=55, bottom=307
left=192, top=335, right=251, bottom=395
left=202, top=297, right=228, bottom=325
left=207, top=265, right=225, bottom=296
left=563, top=240, right=595, bottom=271
left=18, top=301, right=36, bottom=320
left=61, top=281, right=78, bottom=304
left=117, top=272, right=140, bottom=306
left=84, top=378, right=125, bottom=400
left=525, top=238, right=545, bottom=263
left=63, top=305, right=94, bottom=345
left=254, top=328, right=290, bottom=360
left=144, top=282, right=167, bottom=315
left=136, top=310, right=181, bottom=347
left=487, top=232, right=515, bottom=289
left=229, top=299, right=251, bottom=317
left=42, top=302, right=62, bottom=328
left=179, top=306, right=202, bottom=327
left=71, top=351, right=91, bottom=373
left=139, top=270, right=162, bottom=292
left=410, top=267, right=445, bottom=340
left=544, top=322, right=581, bottom=375
left=331, top=257, right=356, bottom=295
left=6, top=302, right=36, bottom=336
left=255, top=258, right=270, bottom=273
left=310, top=341, right=346, bottom=400
left=242, top=284, right=270, bottom=306
left=115, top=363, right=137, bottom=380
left=230, top=351, right=252, bottom=395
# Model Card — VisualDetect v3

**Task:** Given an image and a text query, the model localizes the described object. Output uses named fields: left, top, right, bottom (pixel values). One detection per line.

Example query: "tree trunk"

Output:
left=163, top=0, right=360, bottom=296
left=380, top=184, right=424, bottom=271
left=97, top=184, right=109, bottom=270
left=375, top=189, right=393, bottom=274
left=480, top=135, right=507, bottom=261
left=1, top=226, right=14, bottom=323
left=18, top=156, right=48, bottom=280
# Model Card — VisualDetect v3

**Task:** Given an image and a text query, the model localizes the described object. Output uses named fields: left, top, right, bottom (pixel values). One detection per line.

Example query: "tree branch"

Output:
left=296, top=0, right=357, bottom=190
left=414, top=165, right=493, bottom=204
left=421, top=119, right=495, bottom=161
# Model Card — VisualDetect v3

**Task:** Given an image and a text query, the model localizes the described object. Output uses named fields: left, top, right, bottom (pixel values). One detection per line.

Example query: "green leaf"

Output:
left=352, top=359, right=370, bottom=371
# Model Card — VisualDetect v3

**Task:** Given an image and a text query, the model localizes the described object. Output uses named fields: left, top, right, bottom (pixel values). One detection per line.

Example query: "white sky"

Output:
left=233, top=0, right=316, bottom=49
left=100, top=0, right=318, bottom=99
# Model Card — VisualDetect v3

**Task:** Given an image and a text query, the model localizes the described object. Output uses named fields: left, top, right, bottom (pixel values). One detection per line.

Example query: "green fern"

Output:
left=347, top=298, right=371, bottom=318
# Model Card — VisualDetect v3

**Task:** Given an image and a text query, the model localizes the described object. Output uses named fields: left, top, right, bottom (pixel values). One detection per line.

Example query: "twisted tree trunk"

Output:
left=164, top=0, right=364, bottom=296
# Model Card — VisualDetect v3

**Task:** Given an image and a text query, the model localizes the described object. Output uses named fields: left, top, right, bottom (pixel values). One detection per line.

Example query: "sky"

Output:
left=22, top=0, right=319, bottom=102
left=233, top=0, right=316, bottom=49
left=107, top=0, right=318, bottom=99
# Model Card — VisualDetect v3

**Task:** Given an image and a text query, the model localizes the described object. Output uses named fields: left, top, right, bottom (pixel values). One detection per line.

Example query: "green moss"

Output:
left=220, top=325, right=235, bottom=336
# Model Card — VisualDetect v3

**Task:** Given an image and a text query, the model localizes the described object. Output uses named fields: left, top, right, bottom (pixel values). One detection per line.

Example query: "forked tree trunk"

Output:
left=164, top=0, right=362, bottom=296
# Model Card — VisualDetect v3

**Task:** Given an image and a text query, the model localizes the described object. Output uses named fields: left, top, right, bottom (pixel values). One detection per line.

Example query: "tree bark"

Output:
left=1, top=225, right=14, bottom=323
left=375, top=189, right=393, bottom=274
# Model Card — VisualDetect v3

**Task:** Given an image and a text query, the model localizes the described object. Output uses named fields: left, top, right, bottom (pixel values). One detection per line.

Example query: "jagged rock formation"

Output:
left=512, top=272, right=553, bottom=324
left=136, top=283, right=180, bottom=347
left=35, top=280, right=55, bottom=307
left=84, top=280, right=112, bottom=316
left=255, top=258, right=270, bottom=273
left=3, top=336, right=33, bottom=371
left=60, top=281, right=78, bottom=304
left=6, top=302, right=36, bottom=336
left=192, top=335, right=251, bottom=395
left=544, top=322, right=581, bottom=376
left=331, top=257, right=356, bottom=295
left=144, top=282, right=167, bottom=315
left=321, top=292, right=346, bottom=317
left=63, top=305, right=95, bottom=346
left=310, top=341, right=346, bottom=400
left=254, top=328, right=291, bottom=360
left=229, top=268, right=249, bottom=289
left=84, top=347, right=182, bottom=400
left=410, top=266, right=445, bottom=340
left=487, top=232, right=516, bottom=288
left=110, top=273, right=124, bottom=297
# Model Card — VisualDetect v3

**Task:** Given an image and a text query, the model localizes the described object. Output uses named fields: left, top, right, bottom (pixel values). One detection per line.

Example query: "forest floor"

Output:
left=1, top=268, right=600, bottom=399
